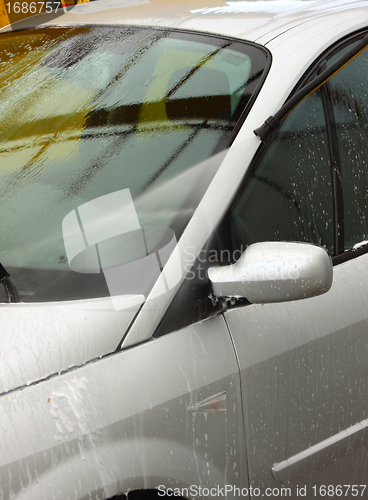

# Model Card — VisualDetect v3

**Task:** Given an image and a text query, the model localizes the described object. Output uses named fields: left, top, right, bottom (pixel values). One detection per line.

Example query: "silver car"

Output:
left=1, top=0, right=368, bottom=498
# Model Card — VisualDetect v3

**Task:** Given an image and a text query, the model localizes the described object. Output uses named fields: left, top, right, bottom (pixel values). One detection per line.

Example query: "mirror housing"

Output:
left=208, top=242, right=332, bottom=304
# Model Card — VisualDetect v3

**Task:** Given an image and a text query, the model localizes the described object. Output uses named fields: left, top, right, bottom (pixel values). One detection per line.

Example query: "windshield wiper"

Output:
left=254, top=32, right=368, bottom=142
left=0, top=263, right=20, bottom=303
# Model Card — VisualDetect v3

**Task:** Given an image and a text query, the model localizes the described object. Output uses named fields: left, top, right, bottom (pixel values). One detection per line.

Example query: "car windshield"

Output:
left=0, top=26, right=267, bottom=304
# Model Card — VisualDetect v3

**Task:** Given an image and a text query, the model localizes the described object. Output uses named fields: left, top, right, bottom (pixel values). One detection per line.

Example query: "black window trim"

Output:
left=319, top=63, right=344, bottom=255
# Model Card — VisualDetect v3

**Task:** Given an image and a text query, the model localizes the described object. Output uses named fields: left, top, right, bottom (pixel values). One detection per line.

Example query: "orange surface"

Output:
left=0, top=0, right=10, bottom=28
left=0, top=0, right=91, bottom=29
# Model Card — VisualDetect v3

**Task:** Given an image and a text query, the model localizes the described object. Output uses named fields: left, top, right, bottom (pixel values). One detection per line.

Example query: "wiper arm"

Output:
left=254, top=32, right=368, bottom=142
left=0, top=263, right=20, bottom=303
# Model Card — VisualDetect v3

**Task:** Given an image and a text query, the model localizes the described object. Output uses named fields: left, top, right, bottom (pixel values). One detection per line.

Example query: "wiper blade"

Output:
left=0, top=263, right=20, bottom=303
left=254, top=32, right=368, bottom=142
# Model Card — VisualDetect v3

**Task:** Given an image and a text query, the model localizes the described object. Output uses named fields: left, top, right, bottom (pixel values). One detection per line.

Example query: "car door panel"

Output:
left=0, top=314, right=247, bottom=499
left=225, top=253, right=368, bottom=495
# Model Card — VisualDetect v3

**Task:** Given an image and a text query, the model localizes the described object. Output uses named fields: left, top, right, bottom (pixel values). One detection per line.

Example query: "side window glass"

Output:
left=328, top=45, right=368, bottom=251
left=229, top=89, right=335, bottom=255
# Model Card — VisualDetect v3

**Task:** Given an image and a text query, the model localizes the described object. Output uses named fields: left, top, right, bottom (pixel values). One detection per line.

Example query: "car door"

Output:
left=222, top=33, right=368, bottom=497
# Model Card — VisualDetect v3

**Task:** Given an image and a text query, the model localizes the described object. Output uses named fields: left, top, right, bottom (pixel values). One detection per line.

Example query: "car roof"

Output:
left=2, top=0, right=367, bottom=46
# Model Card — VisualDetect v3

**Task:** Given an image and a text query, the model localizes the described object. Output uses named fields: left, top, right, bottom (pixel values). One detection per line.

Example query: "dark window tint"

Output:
left=328, top=45, right=368, bottom=251
left=229, top=89, right=334, bottom=255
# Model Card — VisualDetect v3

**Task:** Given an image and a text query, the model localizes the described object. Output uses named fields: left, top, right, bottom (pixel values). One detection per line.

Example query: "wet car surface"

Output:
left=1, top=0, right=368, bottom=498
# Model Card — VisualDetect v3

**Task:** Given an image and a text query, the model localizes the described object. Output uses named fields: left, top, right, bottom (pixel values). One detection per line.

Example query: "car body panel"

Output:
left=0, top=315, right=246, bottom=500
left=0, top=297, right=140, bottom=394
left=225, top=252, right=368, bottom=494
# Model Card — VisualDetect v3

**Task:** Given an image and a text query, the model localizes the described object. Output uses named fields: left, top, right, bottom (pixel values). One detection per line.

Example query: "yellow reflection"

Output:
left=0, top=30, right=96, bottom=174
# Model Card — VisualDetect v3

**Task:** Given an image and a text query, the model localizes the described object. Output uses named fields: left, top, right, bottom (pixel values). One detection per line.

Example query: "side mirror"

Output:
left=207, top=242, right=332, bottom=304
